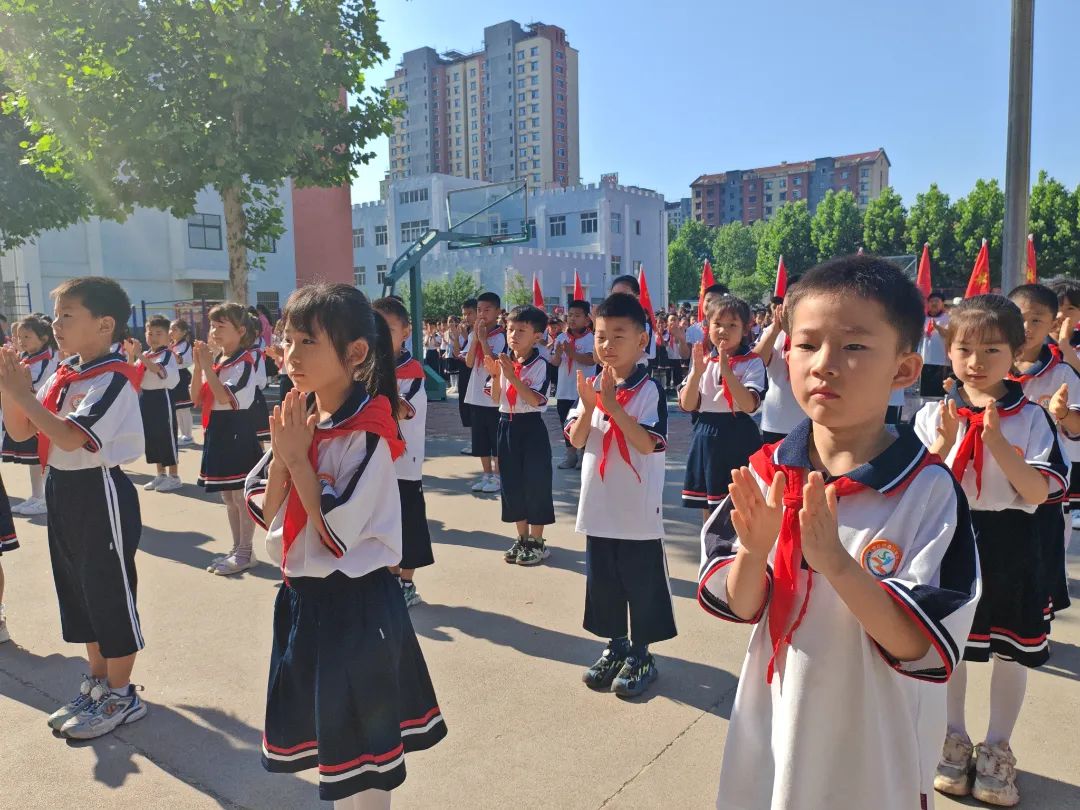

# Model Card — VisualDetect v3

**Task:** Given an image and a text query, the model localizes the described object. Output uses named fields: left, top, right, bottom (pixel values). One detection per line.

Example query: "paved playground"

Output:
left=1, top=397, right=1079, bottom=809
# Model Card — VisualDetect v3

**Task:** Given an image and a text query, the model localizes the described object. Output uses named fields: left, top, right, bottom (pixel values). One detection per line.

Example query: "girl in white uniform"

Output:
left=168, top=319, right=195, bottom=445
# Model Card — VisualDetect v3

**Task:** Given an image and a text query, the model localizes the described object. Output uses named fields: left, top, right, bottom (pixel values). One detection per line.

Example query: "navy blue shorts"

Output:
left=399, top=479, right=434, bottom=569
left=470, top=405, right=499, bottom=458
left=584, top=536, right=677, bottom=647
left=496, top=412, right=555, bottom=526
left=682, top=412, right=762, bottom=509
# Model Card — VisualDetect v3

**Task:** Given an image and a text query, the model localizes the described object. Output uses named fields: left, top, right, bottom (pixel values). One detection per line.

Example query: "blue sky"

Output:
left=352, top=0, right=1080, bottom=207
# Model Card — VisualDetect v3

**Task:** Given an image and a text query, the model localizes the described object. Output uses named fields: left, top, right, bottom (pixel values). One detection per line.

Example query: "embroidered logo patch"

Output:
left=70, top=394, right=86, bottom=408
left=317, top=472, right=336, bottom=487
left=862, top=539, right=902, bottom=578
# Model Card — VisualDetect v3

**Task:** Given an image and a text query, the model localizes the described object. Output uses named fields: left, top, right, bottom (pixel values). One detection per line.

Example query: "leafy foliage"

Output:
left=810, top=189, right=862, bottom=261
left=862, top=186, right=907, bottom=257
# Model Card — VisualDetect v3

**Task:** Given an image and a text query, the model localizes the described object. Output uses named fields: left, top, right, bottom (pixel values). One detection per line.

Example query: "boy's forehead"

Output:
left=595, top=315, right=639, bottom=332
left=54, top=294, right=91, bottom=313
left=789, top=293, right=892, bottom=335
left=1013, top=298, right=1055, bottom=318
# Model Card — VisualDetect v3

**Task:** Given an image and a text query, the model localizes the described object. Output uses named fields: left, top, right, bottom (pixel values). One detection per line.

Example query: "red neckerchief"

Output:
left=951, top=394, right=1028, bottom=497
left=593, top=377, right=644, bottom=483
left=200, top=350, right=253, bottom=429
left=470, top=325, right=505, bottom=366
left=38, top=357, right=141, bottom=469
left=21, top=349, right=53, bottom=368
left=1008, top=343, right=1061, bottom=385
left=565, top=327, right=591, bottom=375
left=749, top=443, right=936, bottom=683
left=280, top=395, right=404, bottom=578
left=925, top=314, right=943, bottom=338
left=709, top=346, right=758, bottom=411
left=395, top=353, right=425, bottom=380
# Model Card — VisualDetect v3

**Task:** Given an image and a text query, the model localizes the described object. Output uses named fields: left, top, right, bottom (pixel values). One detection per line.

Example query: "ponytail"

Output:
left=363, top=308, right=402, bottom=420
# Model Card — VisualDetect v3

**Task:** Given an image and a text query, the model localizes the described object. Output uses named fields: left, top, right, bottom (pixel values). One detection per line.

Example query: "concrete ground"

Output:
left=1, top=395, right=1078, bottom=809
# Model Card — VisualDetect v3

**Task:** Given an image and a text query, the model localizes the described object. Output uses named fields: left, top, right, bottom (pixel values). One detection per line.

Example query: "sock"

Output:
left=401, top=578, right=413, bottom=586
left=986, top=658, right=1028, bottom=746
left=28, top=465, right=44, bottom=500
left=110, top=684, right=134, bottom=697
left=946, top=661, right=968, bottom=737
left=629, top=642, right=649, bottom=659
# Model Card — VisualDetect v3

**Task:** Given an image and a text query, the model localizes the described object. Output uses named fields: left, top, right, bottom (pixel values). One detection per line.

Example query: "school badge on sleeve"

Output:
left=861, top=539, right=902, bottom=578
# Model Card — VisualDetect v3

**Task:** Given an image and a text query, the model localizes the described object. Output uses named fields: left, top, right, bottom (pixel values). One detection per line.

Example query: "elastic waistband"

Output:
left=499, top=410, right=543, bottom=422
left=47, top=465, right=122, bottom=478
left=285, top=568, right=389, bottom=595
left=695, top=411, right=753, bottom=425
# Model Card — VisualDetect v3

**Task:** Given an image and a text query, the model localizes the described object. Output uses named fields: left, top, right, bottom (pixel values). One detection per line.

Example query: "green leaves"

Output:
left=810, top=189, right=861, bottom=262
left=756, top=200, right=814, bottom=282
left=400, top=271, right=483, bottom=321
left=862, top=186, right=907, bottom=257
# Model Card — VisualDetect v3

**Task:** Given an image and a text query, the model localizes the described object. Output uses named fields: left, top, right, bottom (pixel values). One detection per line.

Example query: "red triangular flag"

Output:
left=916, top=243, right=933, bottom=307
left=773, top=255, right=788, bottom=299
left=964, top=239, right=991, bottom=299
left=1026, top=234, right=1037, bottom=285
left=638, top=266, right=659, bottom=344
left=697, top=259, right=715, bottom=322
left=532, top=274, right=544, bottom=308
left=573, top=270, right=584, bottom=302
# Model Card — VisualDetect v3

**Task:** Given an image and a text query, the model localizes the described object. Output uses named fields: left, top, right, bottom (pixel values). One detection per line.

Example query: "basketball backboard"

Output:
left=445, top=180, right=529, bottom=250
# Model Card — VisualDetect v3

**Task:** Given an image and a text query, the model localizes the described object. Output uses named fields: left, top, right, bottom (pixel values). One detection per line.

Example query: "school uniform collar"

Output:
left=513, top=348, right=543, bottom=368
left=773, top=419, right=931, bottom=495
left=616, top=365, right=650, bottom=392
left=1009, top=343, right=1059, bottom=381
left=708, top=341, right=752, bottom=360
left=945, top=378, right=1026, bottom=413
left=21, top=348, right=52, bottom=364
left=397, top=350, right=414, bottom=367
left=217, top=348, right=250, bottom=368
left=74, top=351, right=126, bottom=373
left=309, top=383, right=371, bottom=429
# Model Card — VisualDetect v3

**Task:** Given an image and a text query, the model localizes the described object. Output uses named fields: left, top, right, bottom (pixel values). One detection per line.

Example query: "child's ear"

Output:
left=894, top=351, right=923, bottom=390
left=346, top=337, right=370, bottom=370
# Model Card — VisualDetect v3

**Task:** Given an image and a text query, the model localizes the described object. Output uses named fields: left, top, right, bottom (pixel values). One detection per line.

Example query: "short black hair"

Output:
left=1008, top=283, right=1058, bottom=317
left=783, top=255, right=924, bottom=353
left=610, top=274, right=640, bottom=296
left=146, top=315, right=171, bottom=331
left=703, top=282, right=730, bottom=297
left=1044, top=277, right=1080, bottom=310
left=461, top=297, right=478, bottom=311
left=373, top=296, right=411, bottom=326
left=948, top=294, right=1026, bottom=352
left=567, top=299, right=590, bottom=316
left=507, top=304, right=548, bottom=333
left=477, top=291, right=501, bottom=309
left=51, top=277, right=132, bottom=342
left=706, top=295, right=752, bottom=329
left=595, top=292, right=647, bottom=332
left=927, top=290, right=945, bottom=302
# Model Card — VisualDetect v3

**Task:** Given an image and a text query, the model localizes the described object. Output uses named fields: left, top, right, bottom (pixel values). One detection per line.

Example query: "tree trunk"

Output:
left=221, top=184, right=249, bottom=304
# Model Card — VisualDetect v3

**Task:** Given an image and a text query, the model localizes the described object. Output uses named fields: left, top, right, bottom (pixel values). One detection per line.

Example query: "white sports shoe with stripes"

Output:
left=61, top=682, right=146, bottom=739
left=47, top=675, right=104, bottom=730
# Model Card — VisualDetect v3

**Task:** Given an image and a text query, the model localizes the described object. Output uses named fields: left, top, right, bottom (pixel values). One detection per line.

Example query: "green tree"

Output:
left=667, top=240, right=698, bottom=301
left=862, top=187, right=908, bottom=257
left=711, top=221, right=763, bottom=299
left=503, top=272, right=532, bottom=308
left=755, top=200, right=814, bottom=286
left=674, top=219, right=716, bottom=265
left=401, top=271, right=482, bottom=321
left=906, top=183, right=960, bottom=286
left=1028, top=170, right=1078, bottom=279
left=810, top=189, right=862, bottom=261
left=0, top=0, right=397, bottom=302
left=953, top=179, right=1005, bottom=287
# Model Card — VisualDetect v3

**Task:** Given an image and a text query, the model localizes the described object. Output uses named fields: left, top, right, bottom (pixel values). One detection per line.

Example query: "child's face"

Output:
left=707, top=309, right=747, bottom=351
left=476, top=301, right=498, bottom=327
left=1057, top=298, right=1080, bottom=328
left=927, top=296, right=945, bottom=316
left=145, top=325, right=169, bottom=349
left=1012, top=297, right=1056, bottom=355
left=283, top=321, right=362, bottom=395
left=168, top=323, right=184, bottom=343
left=593, top=315, right=648, bottom=373
left=610, top=281, right=637, bottom=297
left=16, top=325, right=45, bottom=354
left=52, top=295, right=114, bottom=358
left=461, top=307, right=476, bottom=326
left=566, top=308, right=587, bottom=332
left=507, top=320, right=541, bottom=356
left=948, top=328, right=1017, bottom=393
left=787, top=293, right=921, bottom=431
left=380, top=312, right=410, bottom=355
left=208, top=317, right=244, bottom=353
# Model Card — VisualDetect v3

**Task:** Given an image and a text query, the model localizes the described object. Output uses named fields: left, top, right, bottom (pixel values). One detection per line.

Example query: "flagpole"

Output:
left=1002, top=0, right=1035, bottom=293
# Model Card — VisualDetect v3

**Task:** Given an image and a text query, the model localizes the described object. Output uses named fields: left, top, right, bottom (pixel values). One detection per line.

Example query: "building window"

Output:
left=354, top=266, right=366, bottom=286
left=399, top=219, right=430, bottom=243
left=749, top=195, right=757, bottom=204
left=794, top=177, right=802, bottom=186
left=765, top=193, right=773, bottom=202
left=527, top=218, right=536, bottom=238
left=765, top=206, right=773, bottom=215
left=779, top=179, right=787, bottom=188
left=634, top=219, right=641, bottom=236
left=580, top=211, right=598, bottom=234
left=352, top=228, right=365, bottom=248
left=611, top=255, right=621, bottom=275
left=841, top=170, right=850, bottom=179
left=793, top=189, right=801, bottom=199
left=779, top=191, right=787, bottom=201
left=192, top=281, right=226, bottom=301
left=530, top=46, right=538, bottom=56
left=254, top=236, right=277, bottom=254
left=861, top=167, right=870, bottom=178
left=375, top=225, right=388, bottom=246
left=256, top=291, right=280, bottom=319
left=187, top=213, right=223, bottom=250
left=765, top=181, right=773, bottom=190
left=376, top=265, right=387, bottom=285
left=549, top=215, right=566, bottom=237
left=860, top=195, right=869, bottom=205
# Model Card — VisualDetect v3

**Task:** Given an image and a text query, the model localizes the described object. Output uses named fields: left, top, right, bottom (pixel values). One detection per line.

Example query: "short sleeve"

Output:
left=319, top=433, right=394, bottom=557
left=66, top=373, right=136, bottom=452
left=697, top=467, right=773, bottom=623
left=912, top=401, right=942, bottom=449
left=219, top=360, right=256, bottom=410
left=563, top=396, right=585, bottom=442
left=1024, top=406, right=1070, bottom=499
left=522, top=358, right=549, bottom=394
left=157, top=353, right=180, bottom=388
left=637, top=379, right=668, bottom=451
left=739, top=356, right=769, bottom=411
left=244, top=449, right=274, bottom=529
left=874, top=469, right=981, bottom=682
left=399, top=377, right=424, bottom=419
left=1062, top=366, right=1080, bottom=439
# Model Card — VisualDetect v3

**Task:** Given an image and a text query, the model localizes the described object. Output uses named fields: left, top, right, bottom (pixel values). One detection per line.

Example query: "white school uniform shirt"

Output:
left=251, top=348, right=269, bottom=390
left=565, top=367, right=668, bottom=540
left=395, top=351, right=427, bottom=482
left=759, top=331, right=804, bottom=434
left=554, top=329, right=596, bottom=401
left=23, top=349, right=58, bottom=392
left=171, top=339, right=193, bottom=369
left=913, top=380, right=1070, bottom=512
left=1010, top=343, right=1080, bottom=463
left=678, top=345, right=767, bottom=414
left=36, top=353, right=145, bottom=470
left=698, top=423, right=981, bottom=810
left=919, top=312, right=950, bottom=367
left=497, top=349, right=549, bottom=415
left=463, top=326, right=507, bottom=409
left=245, top=386, right=402, bottom=578
left=209, top=350, right=258, bottom=412
left=137, top=347, right=180, bottom=391
left=685, top=320, right=706, bottom=345
left=639, top=319, right=657, bottom=363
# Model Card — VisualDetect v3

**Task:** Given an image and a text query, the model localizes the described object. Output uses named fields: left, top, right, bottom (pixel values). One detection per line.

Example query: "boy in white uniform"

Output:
left=552, top=299, right=595, bottom=469
left=754, top=300, right=805, bottom=443
left=463, top=291, right=506, bottom=494
left=698, top=256, right=980, bottom=810
left=919, top=291, right=951, bottom=402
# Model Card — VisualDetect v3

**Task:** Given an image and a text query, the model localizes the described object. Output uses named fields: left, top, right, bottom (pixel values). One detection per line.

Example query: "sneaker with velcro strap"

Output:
left=516, top=538, right=550, bottom=566
left=611, top=653, right=659, bottom=698
left=582, top=645, right=628, bottom=691
left=504, top=536, right=527, bottom=564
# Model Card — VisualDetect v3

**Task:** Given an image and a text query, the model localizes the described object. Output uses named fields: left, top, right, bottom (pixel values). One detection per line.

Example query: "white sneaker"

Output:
left=212, top=553, right=256, bottom=576
left=471, top=474, right=489, bottom=492
left=18, top=498, right=47, bottom=516
left=557, top=449, right=579, bottom=470
left=1071, top=510, right=1080, bottom=530
left=0, top=605, right=9, bottom=644
left=155, top=475, right=182, bottom=492
left=47, top=675, right=104, bottom=730
left=482, top=474, right=501, bottom=493
left=177, top=435, right=194, bottom=446
left=61, top=683, right=147, bottom=739
left=143, top=475, right=167, bottom=491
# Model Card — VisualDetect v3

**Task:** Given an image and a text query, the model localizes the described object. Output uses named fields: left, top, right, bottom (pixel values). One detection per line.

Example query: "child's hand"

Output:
left=483, top=355, right=500, bottom=377
left=798, top=472, right=848, bottom=579
left=716, top=345, right=732, bottom=379
left=474, top=319, right=488, bottom=343
left=728, top=466, right=783, bottom=558
left=576, top=369, right=597, bottom=411
left=598, top=364, right=618, bottom=411
left=980, top=401, right=1004, bottom=449
left=937, top=398, right=960, bottom=450
left=1059, top=317, right=1075, bottom=347
left=1050, top=383, right=1071, bottom=422
left=275, top=389, right=316, bottom=468
left=497, top=353, right=516, bottom=379
left=689, top=341, right=706, bottom=377
left=942, top=376, right=956, bottom=395
left=192, top=340, right=212, bottom=369
left=142, top=352, right=167, bottom=378
left=0, top=347, right=32, bottom=400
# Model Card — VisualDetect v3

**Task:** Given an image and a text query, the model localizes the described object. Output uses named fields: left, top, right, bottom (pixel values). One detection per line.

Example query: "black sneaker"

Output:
left=582, top=646, right=628, bottom=690
left=611, top=653, right=658, bottom=698
left=516, top=538, right=550, bottom=566
left=504, top=536, right=526, bottom=563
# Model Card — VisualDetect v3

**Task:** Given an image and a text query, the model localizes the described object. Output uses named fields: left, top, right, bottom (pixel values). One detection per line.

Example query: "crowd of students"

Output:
left=0, top=257, right=1077, bottom=809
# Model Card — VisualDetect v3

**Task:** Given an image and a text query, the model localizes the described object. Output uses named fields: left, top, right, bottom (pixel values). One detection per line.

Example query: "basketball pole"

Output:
left=1001, top=0, right=1034, bottom=293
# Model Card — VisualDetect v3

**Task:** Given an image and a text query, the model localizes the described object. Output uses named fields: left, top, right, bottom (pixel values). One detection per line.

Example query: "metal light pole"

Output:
left=1001, top=0, right=1035, bottom=292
